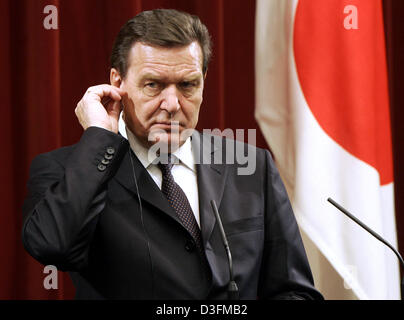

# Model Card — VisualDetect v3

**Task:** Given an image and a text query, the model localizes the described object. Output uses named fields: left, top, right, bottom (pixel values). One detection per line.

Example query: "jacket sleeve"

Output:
left=258, top=149, right=324, bottom=300
left=22, top=127, right=128, bottom=272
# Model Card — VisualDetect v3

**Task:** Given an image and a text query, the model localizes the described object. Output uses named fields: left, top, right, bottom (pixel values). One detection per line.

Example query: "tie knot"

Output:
left=157, top=154, right=174, bottom=176
left=158, top=162, right=173, bottom=176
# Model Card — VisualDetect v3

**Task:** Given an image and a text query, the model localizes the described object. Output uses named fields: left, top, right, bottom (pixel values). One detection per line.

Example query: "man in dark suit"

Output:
left=22, top=9, right=323, bottom=300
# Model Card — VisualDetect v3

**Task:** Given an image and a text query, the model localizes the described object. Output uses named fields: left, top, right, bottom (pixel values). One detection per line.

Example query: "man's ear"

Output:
left=110, top=68, right=122, bottom=88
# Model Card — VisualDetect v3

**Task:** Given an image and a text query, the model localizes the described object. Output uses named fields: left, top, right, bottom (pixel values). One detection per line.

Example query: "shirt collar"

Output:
left=125, top=127, right=195, bottom=172
left=172, top=136, right=195, bottom=172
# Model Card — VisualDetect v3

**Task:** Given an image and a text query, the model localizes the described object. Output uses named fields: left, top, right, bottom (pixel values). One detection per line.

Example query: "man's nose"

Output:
left=160, top=85, right=180, bottom=114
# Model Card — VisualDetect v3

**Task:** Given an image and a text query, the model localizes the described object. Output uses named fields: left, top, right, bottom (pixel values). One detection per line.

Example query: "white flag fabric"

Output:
left=255, top=0, right=399, bottom=299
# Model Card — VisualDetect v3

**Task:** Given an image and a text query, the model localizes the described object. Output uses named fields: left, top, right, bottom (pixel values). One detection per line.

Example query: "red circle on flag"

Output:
left=293, top=0, right=393, bottom=185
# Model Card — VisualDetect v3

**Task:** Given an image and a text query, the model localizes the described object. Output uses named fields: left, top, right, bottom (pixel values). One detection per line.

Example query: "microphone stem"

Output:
left=328, top=197, right=404, bottom=300
left=210, top=200, right=239, bottom=300
left=225, top=246, right=234, bottom=280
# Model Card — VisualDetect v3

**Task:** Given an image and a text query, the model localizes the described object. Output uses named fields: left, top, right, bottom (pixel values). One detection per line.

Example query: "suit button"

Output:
left=97, top=164, right=106, bottom=172
left=104, top=153, right=113, bottom=160
left=106, top=147, right=115, bottom=155
left=101, top=158, right=110, bottom=165
left=185, top=239, right=196, bottom=252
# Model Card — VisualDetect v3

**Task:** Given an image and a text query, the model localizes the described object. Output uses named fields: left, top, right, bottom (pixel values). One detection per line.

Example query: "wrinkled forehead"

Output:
left=127, top=42, right=204, bottom=77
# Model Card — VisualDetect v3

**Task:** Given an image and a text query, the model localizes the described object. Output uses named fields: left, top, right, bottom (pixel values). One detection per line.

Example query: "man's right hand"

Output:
left=75, top=84, right=127, bottom=134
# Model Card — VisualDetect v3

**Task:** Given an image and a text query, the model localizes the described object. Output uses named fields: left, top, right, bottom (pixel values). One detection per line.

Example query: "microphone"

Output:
left=210, top=200, right=239, bottom=300
left=327, top=197, right=404, bottom=300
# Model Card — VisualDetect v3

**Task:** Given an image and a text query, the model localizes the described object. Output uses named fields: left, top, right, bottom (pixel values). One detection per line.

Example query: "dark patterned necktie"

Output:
left=158, top=158, right=204, bottom=254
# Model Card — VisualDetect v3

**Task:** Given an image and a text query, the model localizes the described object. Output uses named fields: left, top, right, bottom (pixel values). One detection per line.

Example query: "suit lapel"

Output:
left=113, top=133, right=228, bottom=245
left=192, top=132, right=228, bottom=246
left=113, top=147, right=182, bottom=226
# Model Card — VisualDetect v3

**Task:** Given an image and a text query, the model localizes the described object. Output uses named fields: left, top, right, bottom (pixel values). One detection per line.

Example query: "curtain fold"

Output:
left=383, top=0, right=404, bottom=266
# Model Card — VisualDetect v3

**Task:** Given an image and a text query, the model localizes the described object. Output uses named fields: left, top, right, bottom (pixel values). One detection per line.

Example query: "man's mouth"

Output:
left=152, top=121, right=181, bottom=129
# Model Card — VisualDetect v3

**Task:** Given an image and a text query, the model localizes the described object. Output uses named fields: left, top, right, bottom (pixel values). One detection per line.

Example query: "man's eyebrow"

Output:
left=181, top=74, right=202, bottom=81
left=138, top=73, right=163, bottom=82
left=138, top=72, right=202, bottom=82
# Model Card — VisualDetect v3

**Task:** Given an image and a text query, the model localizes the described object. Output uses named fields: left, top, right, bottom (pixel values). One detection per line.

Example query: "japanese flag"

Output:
left=255, top=0, right=399, bottom=299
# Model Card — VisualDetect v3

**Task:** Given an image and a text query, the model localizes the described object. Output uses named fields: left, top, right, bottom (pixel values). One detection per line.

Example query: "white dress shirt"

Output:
left=125, top=127, right=200, bottom=227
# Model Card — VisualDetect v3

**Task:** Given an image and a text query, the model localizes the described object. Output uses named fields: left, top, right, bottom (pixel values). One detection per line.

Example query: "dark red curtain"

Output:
left=0, top=0, right=263, bottom=299
left=0, top=0, right=402, bottom=299
left=383, top=0, right=404, bottom=274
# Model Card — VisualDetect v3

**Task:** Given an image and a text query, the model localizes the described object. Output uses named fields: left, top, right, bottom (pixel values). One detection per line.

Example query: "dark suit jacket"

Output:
left=22, top=127, right=323, bottom=300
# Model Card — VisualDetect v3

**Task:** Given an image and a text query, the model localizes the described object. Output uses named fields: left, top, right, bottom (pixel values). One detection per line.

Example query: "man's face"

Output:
left=119, top=42, right=205, bottom=149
